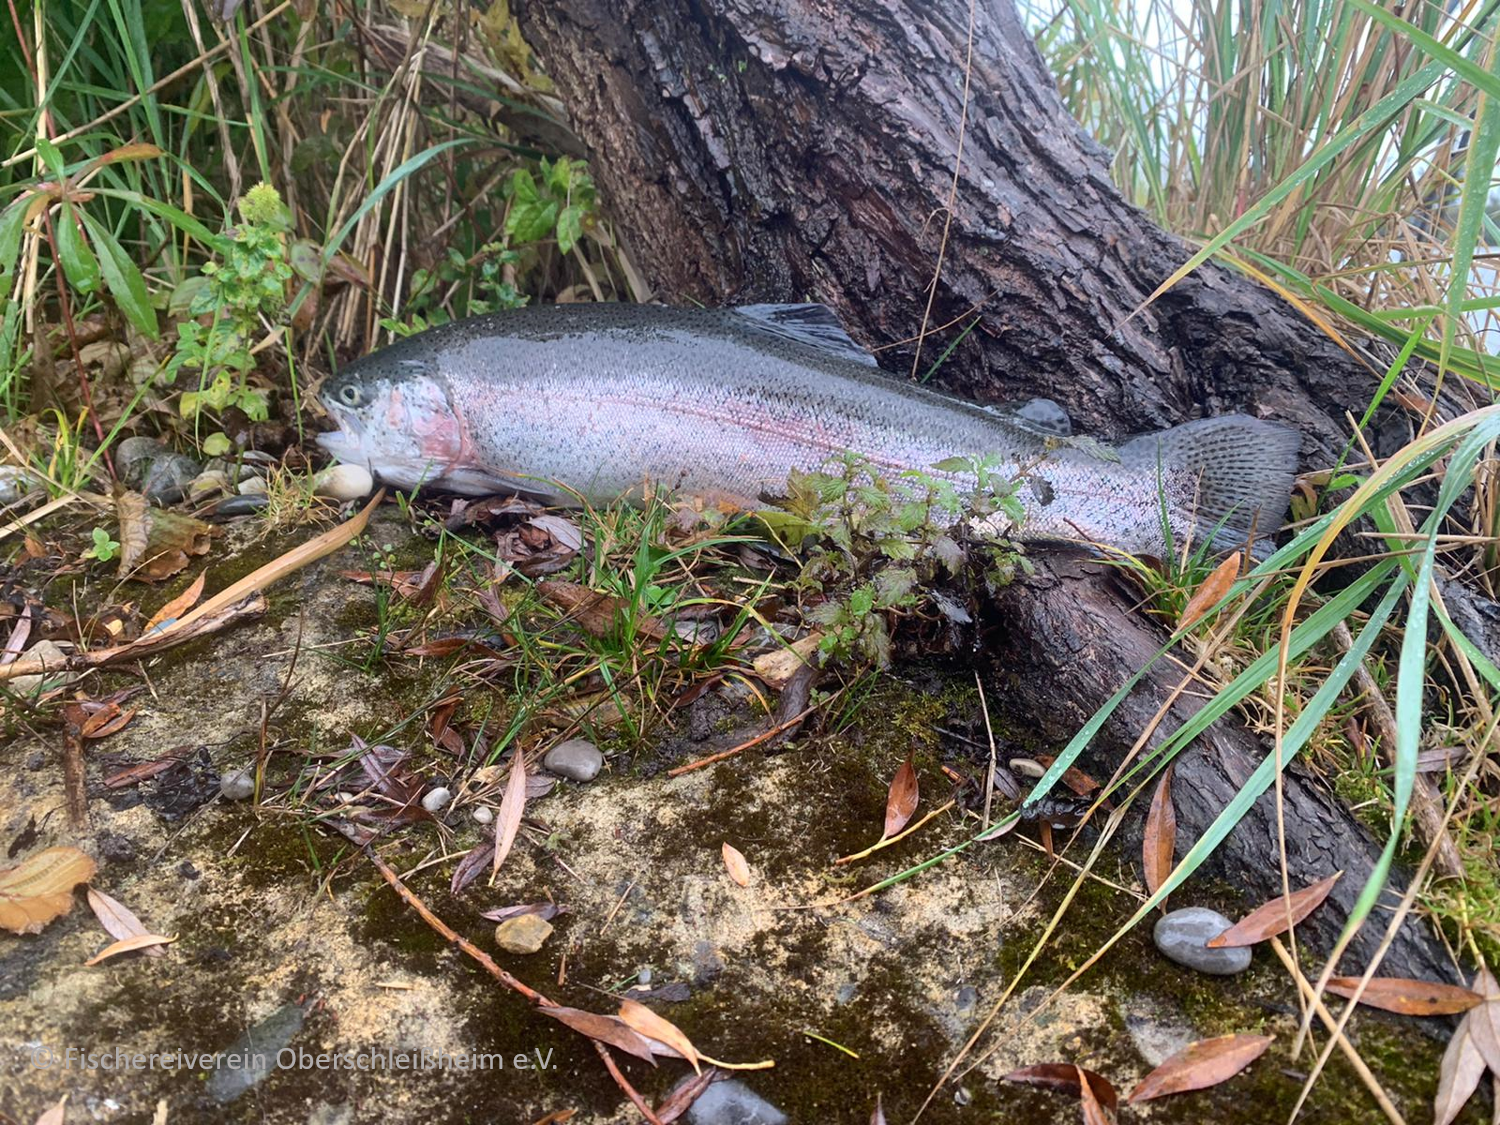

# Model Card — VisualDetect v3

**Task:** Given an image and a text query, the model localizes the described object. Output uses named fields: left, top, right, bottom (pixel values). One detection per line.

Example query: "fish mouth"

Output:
left=314, top=402, right=369, bottom=468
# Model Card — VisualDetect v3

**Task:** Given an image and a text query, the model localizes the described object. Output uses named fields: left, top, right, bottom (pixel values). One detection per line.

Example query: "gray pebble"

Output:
left=686, top=1080, right=788, bottom=1125
left=953, top=1086, right=973, bottom=1107
left=472, top=805, right=494, bottom=825
left=543, top=738, right=604, bottom=782
left=212, top=494, right=269, bottom=517
left=141, top=454, right=201, bottom=504
left=219, top=768, right=256, bottom=801
left=116, top=436, right=166, bottom=482
left=421, top=786, right=452, bottom=813
left=638, top=967, right=653, bottom=985
left=1153, top=907, right=1252, bottom=975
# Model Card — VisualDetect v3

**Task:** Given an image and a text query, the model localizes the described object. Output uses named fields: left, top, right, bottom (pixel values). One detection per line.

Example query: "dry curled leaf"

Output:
left=1179, top=551, right=1241, bottom=629
left=619, top=999, right=700, bottom=1074
left=1322, top=976, right=1482, bottom=1017
left=1207, top=871, right=1341, bottom=948
left=1142, top=764, right=1175, bottom=898
left=143, top=571, right=206, bottom=634
left=0, top=846, right=96, bottom=934
left=84, top=932, right=178, bottom=965
left=722, top=842, right=751, bottom=887
left=116, top=492, right=212, bottom=582
left=87, top=887, right=165, bottom=958
left=1128, top=1033, right=1274, bottom=1103
left=883, top=757, right=918, bottom=839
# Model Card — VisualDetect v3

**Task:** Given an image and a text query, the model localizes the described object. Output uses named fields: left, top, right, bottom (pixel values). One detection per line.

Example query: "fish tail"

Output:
left=1119, top=415, right=1301, bottom=554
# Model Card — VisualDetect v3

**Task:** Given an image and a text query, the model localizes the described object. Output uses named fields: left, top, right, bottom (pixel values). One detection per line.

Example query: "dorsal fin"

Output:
left=733, top=303, right=879, bottom=367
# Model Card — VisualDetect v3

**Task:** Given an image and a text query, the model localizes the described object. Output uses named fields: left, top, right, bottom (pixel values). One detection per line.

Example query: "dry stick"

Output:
left=666, top=706, right=816, bottom=777
left=908, top=0, right=976, bottom=380
left=834, top=800, right=957, bottom=867
left=1, top=0, right=295, bottom=169
left=363, top=847, right=663, bottom=1125
left=1268, top=936, right=1405, bottom=1125
left=975, top=671, right=997, bottom=829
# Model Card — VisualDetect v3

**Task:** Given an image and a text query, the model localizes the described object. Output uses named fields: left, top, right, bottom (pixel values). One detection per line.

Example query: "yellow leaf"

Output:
left=0, top=847, right=96, bottom=934
left=619, top=999, right=701, bottom=1074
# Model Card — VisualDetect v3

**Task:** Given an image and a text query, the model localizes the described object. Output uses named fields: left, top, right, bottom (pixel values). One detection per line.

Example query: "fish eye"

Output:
left=338, top=384, right=362, bottom=407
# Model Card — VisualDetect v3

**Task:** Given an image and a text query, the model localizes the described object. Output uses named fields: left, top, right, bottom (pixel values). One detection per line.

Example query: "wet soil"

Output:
left=0, top=513, right=1484, bottom=1124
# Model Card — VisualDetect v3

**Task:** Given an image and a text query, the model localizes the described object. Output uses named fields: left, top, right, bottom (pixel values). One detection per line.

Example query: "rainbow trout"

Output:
left=317, top=303, right=1299, bottom=554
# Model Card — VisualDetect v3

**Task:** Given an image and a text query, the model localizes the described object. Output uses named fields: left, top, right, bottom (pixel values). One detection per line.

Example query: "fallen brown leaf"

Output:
left=656, top=1067, right=722, bottom=1122
left=84, top=931, right=178, bottom=965
left=1127, top=1033, right=1274, bottom=1103
left=80, top=703, right=137, bottom=740
left=87, top=887, right=165, bottom=958
left=1465, top=966, right=1500, bottom=1077
left=1207, top=872, right=1341, bottom=947
left=1322, top=976, right=1482, bottom=1017
left=540, top=1005, right=658, bottom=1065
left=33, top=1095, right=67, bottom=1125
left=883, top=757, right=919, bottom=839
left=1179, top=551, right=1241, bottom=630
left=1003, top=1063, right=1119, bottom=1114
left=1435, top=1015, right=1486, bottom=1125
left=620, top=999, right=701, bottom=1074
left=0, top=847, right=97, bottom=934
left=752, top=633, right=822, bottom=690
left=538, top=579, right=666, bottom=641
left=722, top=842, right=751, bottom=887
left=116, top=491, right=212, bottom=581
left=492, top=751, right=528, bottom=879
left=1142, top=765, right=1175, bottom=897
left=143, top=571, right=206, bottom=634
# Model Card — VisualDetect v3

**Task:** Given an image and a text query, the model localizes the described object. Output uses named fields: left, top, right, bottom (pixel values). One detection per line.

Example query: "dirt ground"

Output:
left=0, top=512, right=1483, bottom=1124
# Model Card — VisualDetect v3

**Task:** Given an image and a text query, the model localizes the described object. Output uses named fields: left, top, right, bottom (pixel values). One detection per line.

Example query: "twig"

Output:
left=666, top=706, right=816, bottom=777
left=1267, top=936, right=1405, bottom=1125
left=975, top=671, right=997, bottom=828
left=363, top=846, right=662, bottom=1124
left=833, top=800, right=956, bottom=866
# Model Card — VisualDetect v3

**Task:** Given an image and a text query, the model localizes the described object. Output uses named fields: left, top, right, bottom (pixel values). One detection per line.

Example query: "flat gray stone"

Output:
left=544, top=738, right=604, bottom=782
left=1119, top=993, right=1196, bottom=1066
left=686, top=1080, right=788, bottom=1125
left=1153, top=907, right=1251, bottom=975
left=219, top=767, right=256, bottom=801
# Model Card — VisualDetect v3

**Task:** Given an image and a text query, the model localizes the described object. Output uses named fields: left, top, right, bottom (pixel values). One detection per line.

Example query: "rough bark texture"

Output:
left=510, top=0, right=1458, bottom=979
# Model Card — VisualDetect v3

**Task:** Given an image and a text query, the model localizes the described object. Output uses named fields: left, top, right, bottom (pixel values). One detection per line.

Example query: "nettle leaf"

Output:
left=874, top=566, right=918, bottom=606
left=511, top=167, right=540, bottom=204
left=849, top=586, right=875, bottom=618
left=81, top=211, right=157, bottom=338
left=56, top=204, right=101, bottom=295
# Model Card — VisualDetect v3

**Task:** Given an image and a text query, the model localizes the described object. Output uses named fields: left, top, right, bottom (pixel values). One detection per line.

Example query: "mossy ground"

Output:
left=0, top=513, right=1486, bottom=1123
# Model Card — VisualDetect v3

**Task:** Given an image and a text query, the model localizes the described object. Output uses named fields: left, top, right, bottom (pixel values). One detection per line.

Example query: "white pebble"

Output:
left=472, top=805, right=495, bottom=825
left=238, top=476, right=269, bottom=496
left=421, top=786, right=452, bottom=813
left=312, top=463, right=373, bottom=502
left=220, top=768, right=256, bottom=801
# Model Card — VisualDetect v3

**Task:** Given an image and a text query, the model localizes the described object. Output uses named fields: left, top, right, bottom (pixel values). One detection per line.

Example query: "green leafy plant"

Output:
left=380, top=242, right=527, bottom=337
left=82, top=526, right=119, bottom=562
left=774, top=453, right=1027, bottom=665
left=163, top=183, right=293, bottom=445
left=506, top=156, right=596, bottom=254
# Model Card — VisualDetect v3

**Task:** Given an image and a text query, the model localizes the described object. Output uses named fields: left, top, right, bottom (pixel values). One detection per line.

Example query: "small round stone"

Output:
left=142, top=454, right=203, bottom=505
left=312, top=463, right=374, bottom=502
left=238, top=476, right=269, bottom=496
left=953, top=1087, right=972, bottom=1107
left=219, top=768, right=256, bottom=801
left=495, top=914, right=553, bottom=954
left=1008, top=757, right=1045, bottom=778
left=1153, top=906, right=1252, bottom=975
left=421, top=786, right=452, bottom=813
left=472, top=805, right=495, bottom=825
left=638, top=968, right=653, bottom=985
left=543, top=738, right=604, bottom=782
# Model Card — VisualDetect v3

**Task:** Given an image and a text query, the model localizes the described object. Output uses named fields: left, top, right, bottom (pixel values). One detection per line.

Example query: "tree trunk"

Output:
left=511, top=0, right=1457, bottom=980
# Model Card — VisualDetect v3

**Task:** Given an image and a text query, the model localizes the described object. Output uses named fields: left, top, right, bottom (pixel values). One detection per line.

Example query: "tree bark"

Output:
left=510, top=0, right=1458, bottom=980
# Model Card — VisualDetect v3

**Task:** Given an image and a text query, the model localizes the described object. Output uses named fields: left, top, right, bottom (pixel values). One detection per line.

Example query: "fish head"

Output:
left=317, top=357, right=467, bottom=491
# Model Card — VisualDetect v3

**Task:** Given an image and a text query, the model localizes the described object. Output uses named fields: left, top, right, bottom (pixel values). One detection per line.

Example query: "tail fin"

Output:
left=1120, top=416, right=1301, bottom=554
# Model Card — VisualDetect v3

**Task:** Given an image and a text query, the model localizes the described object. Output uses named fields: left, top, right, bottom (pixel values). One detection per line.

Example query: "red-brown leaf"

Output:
left=1142, top=765, right=1176, bottom=897
left=539, top=1005, right=658, bottom=1065
left=1179, top=552, right=1241, bottom=629
left=80, top=704, right=136, bottom=740
left=883, top=758, right=919, bottom=839
left=655, top=1066, right=721, bottom=1123
left=1323, top=976, right=1482, bottom=1017
left=1002, top=1063, right=1119, bottom=1113
left=143, top=571, right=206, bottom=634
left=1127, top=1034, right=1274, bottom=1103
left=619, top=999, right=701, bottom=1074
left=1206, top=871, right=1341, bottom=947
